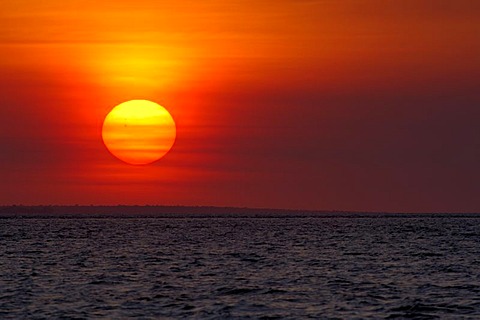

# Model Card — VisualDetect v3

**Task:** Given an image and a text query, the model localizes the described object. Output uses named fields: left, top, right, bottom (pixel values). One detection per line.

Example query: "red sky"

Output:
left=1, top=0, right=479, bottom=212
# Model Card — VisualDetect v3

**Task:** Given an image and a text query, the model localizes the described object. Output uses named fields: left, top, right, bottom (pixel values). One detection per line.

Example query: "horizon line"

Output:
left=0, top=204, right=479, bottom=215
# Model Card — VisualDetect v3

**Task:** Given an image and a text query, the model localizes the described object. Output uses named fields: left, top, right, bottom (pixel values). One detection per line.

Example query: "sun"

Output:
left=102, top=100, right=176, bottom=165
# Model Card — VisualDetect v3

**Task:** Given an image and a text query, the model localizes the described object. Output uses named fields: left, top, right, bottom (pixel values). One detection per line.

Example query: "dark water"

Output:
left=1, top=215, right=480, bottom=319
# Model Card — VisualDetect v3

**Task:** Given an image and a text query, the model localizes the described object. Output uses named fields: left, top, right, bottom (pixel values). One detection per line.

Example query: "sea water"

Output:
left=1, top=215, right=480, bottom=318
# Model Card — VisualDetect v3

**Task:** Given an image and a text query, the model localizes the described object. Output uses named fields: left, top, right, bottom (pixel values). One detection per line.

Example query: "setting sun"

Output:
left=102, top=100, right=176, bottom=165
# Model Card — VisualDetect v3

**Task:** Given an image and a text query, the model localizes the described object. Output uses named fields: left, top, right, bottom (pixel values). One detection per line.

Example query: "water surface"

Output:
left=1, top=215, right=480, bottom=318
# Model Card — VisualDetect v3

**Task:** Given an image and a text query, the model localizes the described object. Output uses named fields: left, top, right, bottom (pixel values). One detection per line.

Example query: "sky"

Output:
left=1, top=0, right=479, bottom=212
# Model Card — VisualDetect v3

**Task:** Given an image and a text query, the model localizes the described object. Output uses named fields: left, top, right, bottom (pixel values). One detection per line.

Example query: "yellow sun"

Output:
left=102, top=100, right=176, bottom=165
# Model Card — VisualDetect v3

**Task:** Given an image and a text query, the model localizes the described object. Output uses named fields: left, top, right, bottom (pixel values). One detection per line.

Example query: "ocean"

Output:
left=1, top=214, right=479, bottom=318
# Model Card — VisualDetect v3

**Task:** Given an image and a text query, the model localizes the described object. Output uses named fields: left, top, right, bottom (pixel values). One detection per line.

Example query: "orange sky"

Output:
left=1, top=0, right=479, bottom=212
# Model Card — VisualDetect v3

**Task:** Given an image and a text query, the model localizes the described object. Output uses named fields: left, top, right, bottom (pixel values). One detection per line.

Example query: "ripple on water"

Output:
left=0, top=216, right=480, bottom=318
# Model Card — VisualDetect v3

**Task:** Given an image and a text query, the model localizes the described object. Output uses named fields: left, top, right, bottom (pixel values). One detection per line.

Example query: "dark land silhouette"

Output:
left=0, top=205, right=347, bottom=218
left=0, top=205, right=474, bottom=218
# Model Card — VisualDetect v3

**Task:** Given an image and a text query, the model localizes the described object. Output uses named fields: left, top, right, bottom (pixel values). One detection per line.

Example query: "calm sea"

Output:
left=1, top=215, right=480, bottom=319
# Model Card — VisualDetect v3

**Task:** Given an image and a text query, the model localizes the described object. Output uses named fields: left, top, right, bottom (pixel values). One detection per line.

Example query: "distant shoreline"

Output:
left=0, top=205, right=479, bottom=218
